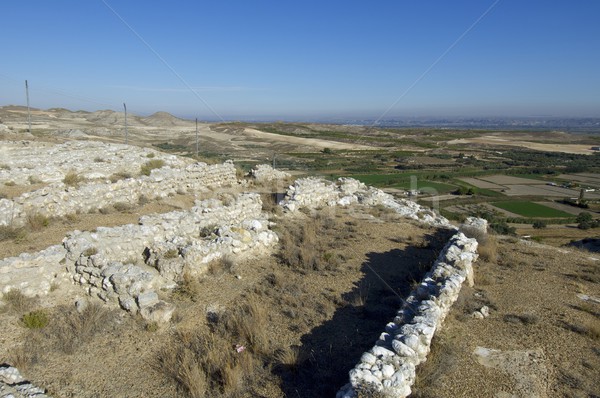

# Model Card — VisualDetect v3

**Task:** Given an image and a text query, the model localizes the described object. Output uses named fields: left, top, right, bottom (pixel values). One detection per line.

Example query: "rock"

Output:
left=140, top=300, right=174, bottom=323
left=75, top=298, right=88, bottom=313
left=480, top=305, right=490, bottom=317
left=136, top=291, right=159, bottom=308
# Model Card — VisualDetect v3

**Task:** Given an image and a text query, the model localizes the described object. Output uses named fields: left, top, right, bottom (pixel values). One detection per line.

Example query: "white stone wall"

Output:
left=0, top=140, right=185, bottom=185
left=0, top=245, right=68, bottom=298
left=337, top=232, right=479, bottom=398
left=0, top=153, right=237, bottom=227
left=62, top=193, right=278, bottom=318
left=280, top=177, right=450, bottom=227
left=250, top=164, right=291, bottom=182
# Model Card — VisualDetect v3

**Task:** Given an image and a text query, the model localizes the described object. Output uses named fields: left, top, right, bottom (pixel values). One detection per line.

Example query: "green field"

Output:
left=492, top=201, right=572, bottom=218
left=343, top=173, right=457, bottom=194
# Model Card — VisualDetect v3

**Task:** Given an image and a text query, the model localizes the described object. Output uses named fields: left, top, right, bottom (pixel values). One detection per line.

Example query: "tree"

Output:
left=532, top=220, right=547, bottom=229
left=576, top=212, right=592, bottom=224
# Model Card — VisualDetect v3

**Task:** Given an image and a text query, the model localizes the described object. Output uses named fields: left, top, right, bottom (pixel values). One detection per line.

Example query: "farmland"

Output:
left=491, top=201, right=573, bottom=218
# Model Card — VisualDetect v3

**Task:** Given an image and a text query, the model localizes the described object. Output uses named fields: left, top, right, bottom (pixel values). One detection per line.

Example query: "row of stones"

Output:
left=0, top=140, right=185, bottom=185
left=281, top=176, right=450, bottom=227
left=61, top=193, right=278, bottom=322
left=337, top=232, right=479, bottom=398
left=0, top=161, right=238, bottom=227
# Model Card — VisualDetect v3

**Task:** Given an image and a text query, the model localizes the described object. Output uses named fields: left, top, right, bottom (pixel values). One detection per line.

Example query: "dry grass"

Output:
left=2, top=289, right=38, bottom=313
left=172, top=272, right=203, bottom=302
left=156, top=297, right=269, bottom=397
left=63, top=171, right=83, bottom=187
left=207, top=255, right=236, bottom=275
left=109, top=171, right=133, bottom=183
left=0, top=225, right=27, bottom=242
left=141, top=159, right=165, bottom=176
left=42, top=303, right=113, bottom=354
left=477, top=235, right=498, bottom=262
left=26, top=212, right=50, bottom=231
left=276, top=213, right=346, bottom=271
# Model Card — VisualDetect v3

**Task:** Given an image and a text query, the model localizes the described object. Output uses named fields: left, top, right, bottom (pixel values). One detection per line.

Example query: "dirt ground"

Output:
left=412, top=237, right=600, bottom=398
left=1, top=207, right=450, bottom=397
left=448, top=136, right=596, bottom=155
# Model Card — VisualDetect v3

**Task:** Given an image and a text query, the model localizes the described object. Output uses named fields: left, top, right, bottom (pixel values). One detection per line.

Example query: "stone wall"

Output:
left=0, top=245, right=68, bottom=298
left=337, top=232, right=479, bottom=398
left=62, top=193, right=278, bottom=320
left=249, top=164, right=291, bottom=182
left=281, top=177, right=450, bottom=227
left=0, top=142, right=238, bottom=227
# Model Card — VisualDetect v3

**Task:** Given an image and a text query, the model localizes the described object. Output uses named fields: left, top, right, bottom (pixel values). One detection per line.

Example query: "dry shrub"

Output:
left=26, top=212, right=50, bottom=231
left=460, top=225, right=488, bottom=245
left=2, top=289, right=37, bottom=313
left=478, top=235, right=498, bottom=262
left=207, top=255, right=236, bottom=276
left=63, top=171, right=83, bottom=186
left=277, top=214, right=343, bottom=271
left=44, top=303, right=113, bottom=354
left=113, top=202, right=132, bottom=212
left=109, top=171, right=132, bottom=183
left=156, top=317, right=263, bottom=398
left=222, top=295, right=270, bottom=356
left=172, top=272, right=203, bottom=302
left=141, top=159, right=165, bottom=176
left=0, top=225, right=27, bottom=242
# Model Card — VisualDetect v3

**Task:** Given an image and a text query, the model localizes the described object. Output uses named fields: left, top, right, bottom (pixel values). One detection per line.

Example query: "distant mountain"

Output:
left=143, top=111, right=188, bottom=127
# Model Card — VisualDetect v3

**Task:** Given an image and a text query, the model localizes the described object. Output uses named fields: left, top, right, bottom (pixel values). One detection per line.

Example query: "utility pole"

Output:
left=195, top=118, right=199, bottom=158
left=123, top=103, right=128, bottom=145
left=25, top=80, right=31, bottom=132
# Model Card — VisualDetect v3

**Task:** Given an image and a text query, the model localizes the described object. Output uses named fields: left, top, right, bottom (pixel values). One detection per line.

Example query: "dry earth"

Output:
left=448, top=136, right=596, bottom=155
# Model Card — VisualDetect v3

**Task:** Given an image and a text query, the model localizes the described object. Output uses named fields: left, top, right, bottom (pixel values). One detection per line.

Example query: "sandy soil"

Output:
left=243, top=128, right=375, bottom=151
left=448, top=136, right=596, bottom=155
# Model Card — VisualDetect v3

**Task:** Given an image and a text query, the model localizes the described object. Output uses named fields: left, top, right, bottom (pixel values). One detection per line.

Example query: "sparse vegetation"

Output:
left=26, top=212, right=50, bottom=230
left=141, top=159, right=165, bottom=176
left=28, top=175, right=42, bottom=184
left=156, top=295, right=269, bottom=397
left=113, top=201, right=132, bottom=212
left=63, top=171, right=83, bottom=186
left=2, top=289, right=37, bottom=313
left=22, top=309, right=49, bottom=329
left=0, top=225, right=27, bottom=242
left=109, top=171, right=133, bottom=182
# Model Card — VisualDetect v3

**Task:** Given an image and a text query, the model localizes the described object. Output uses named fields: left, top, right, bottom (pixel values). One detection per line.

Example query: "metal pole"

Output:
left=195, top=118, right=199, bottom=158
left=123, top=103, right=128, bottom=145
left=25, top=80, right=31, bottom=132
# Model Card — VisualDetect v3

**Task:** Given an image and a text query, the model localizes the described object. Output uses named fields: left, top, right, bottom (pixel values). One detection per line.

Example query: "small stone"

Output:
left=382, top=364, right=395, bottom=378
left=472, top=311, right=485, bottom=319
left=235, top=275, right=242, bottom=280
left=480, top=305, right=490, bottom=317
left=75, top=298, right=88, bottom=313
left=392, top=339, right=416, bottom=358
left=360, top=352, right=377, bottom=365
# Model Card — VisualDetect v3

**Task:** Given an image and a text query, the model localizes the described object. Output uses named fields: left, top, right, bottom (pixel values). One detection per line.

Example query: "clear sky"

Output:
left=2, top=1, right=599, bottom=121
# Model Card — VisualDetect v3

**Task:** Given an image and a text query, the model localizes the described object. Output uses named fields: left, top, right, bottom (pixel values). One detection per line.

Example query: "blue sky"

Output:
left=2, top=1, right=599, bottom=120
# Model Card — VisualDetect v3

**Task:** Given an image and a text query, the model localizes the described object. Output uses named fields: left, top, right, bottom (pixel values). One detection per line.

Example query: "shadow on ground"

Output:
left=275, top=229, right=453, bottom=397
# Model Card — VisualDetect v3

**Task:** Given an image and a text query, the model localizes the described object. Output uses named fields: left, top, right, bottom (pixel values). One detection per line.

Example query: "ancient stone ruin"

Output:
left=0, top=140, right=484, bottom=397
